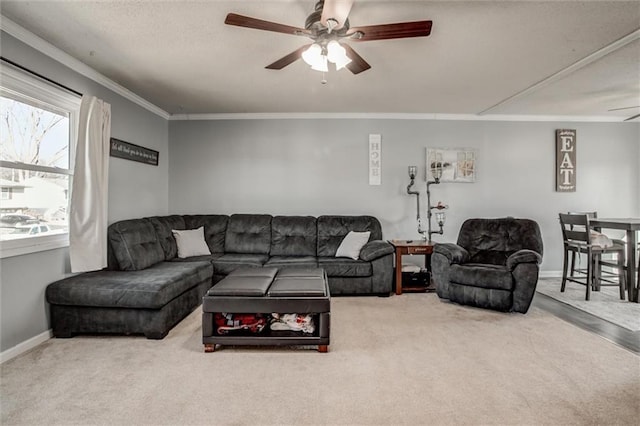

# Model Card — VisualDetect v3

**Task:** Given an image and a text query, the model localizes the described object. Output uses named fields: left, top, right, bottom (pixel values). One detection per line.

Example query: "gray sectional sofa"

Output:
left=46, top=214, right=394, bottom=339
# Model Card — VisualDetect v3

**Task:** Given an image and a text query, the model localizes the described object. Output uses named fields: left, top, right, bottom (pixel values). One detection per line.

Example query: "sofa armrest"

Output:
left=359, top=240, right=394, bottom=261
left=506, top=249, right=542, bottom=271
left=433, top=243, right=469, bottom=264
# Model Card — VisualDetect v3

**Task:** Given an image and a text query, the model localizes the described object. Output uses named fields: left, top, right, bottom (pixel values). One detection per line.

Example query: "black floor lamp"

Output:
left=407, top=165, right=448, bottom=241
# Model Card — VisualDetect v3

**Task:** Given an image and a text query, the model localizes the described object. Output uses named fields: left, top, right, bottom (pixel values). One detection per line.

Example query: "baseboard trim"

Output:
left=540, top=271, right=562, bottom=278
left=1, top=329, right=52, bottom=364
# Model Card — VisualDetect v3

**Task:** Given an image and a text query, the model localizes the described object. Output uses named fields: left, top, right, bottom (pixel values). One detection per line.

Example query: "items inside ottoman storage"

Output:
left=214, top=312, right=318, bottom=335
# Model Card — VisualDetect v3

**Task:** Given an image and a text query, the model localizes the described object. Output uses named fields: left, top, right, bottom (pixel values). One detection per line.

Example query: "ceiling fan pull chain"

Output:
left=321, top=72, right=327, bottom=85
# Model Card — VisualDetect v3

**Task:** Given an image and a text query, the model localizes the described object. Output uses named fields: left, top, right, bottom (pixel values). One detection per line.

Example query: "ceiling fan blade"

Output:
left=225, top=13, right=311, bottom=36
left=342, top=44, right=371, bottom=74
left=265, top=44, right=312, bottom=70
left=624, top=113, right=640, bottom=121
left=347, top=21, right=433, bottom=41
left=321, top=0, right=354, bottom=30
left=608, top=105, right=640, bottom=111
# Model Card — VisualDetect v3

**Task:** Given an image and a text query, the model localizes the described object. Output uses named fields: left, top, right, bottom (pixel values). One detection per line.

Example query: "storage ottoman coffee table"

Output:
left=202, top=267, right=331, bottom=352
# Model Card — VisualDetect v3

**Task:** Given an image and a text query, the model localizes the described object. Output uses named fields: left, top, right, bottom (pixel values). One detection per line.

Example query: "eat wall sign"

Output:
left=556, top=129, right=576, bottom=192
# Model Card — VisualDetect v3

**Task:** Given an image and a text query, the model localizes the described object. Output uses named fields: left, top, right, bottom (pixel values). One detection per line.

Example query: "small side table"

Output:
left=389, top=240, right=435, bottom=295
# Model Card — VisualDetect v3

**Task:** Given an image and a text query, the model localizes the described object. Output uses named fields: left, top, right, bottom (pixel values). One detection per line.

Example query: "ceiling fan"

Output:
left=224, top=0, right=432, bottom=75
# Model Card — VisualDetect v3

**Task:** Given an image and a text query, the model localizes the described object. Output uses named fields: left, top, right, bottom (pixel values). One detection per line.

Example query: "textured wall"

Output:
left=0, top=33, right=169, bottom=352
left=169, top=118, right=639, bottom=273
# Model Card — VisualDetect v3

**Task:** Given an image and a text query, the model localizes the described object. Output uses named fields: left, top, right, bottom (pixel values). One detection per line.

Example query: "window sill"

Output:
left=0, top=233, right=69, bottom=258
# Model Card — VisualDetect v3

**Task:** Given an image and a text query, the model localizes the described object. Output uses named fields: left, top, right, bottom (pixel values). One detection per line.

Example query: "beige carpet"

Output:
left=2, top=294, right=639, bottom=425
left=536, top=278, right=640, bottom=331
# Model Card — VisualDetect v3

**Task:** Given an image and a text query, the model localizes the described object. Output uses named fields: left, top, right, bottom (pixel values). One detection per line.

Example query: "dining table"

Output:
left=590, top=218, right=640, bottom=302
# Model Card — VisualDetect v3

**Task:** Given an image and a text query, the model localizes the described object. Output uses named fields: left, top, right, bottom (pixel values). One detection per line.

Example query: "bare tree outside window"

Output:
left=0, top=96, right=72, bottom=240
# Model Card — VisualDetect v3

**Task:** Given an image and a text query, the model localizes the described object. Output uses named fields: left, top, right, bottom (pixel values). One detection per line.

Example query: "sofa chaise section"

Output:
left=46, top=218, right=214, bottom=339
left=46, top=261, right=213, bottom=339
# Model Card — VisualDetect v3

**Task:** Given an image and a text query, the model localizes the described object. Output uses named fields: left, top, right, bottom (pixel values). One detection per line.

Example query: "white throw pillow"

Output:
left=335, top=231, right=371, bottom=260
left=172, top=227, right=211, bottom=258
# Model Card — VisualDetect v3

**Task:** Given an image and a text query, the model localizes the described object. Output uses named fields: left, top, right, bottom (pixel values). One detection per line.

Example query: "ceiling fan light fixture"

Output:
left=303, top=43, right=330, bottom=72
left=302, top=43, right=322, bottom=65
left=311, top=55, right=329, bottom=72
left=327, top=40, right=352, bottom=70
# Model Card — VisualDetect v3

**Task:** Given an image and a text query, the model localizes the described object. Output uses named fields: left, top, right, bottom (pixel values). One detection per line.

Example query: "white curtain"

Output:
left=69, top=95, right=111, bottom=272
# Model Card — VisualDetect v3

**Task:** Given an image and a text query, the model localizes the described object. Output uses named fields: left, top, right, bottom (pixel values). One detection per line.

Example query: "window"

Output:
left=0, top=62, right=80, bottom=258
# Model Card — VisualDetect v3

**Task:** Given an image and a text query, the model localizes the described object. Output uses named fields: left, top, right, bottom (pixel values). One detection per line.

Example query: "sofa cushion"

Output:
left=270, top=215, right=317, bottom=256
left=170, top=253, right=223, bottom=263
left=317, top=216, right=381, bottom=257
left=457, top=218, right=544, bottom=259
left=46, top=261, right=213, bottom=309
left=108, top=219, right=165, bottom=271
left=469, top=250, right=515, bottom=266
left=317, top=257, right=373, bottom=277
left=147, top=215, right=186, bottom=260
left=450, top=263, right=513, bottom=291
left=225, top=214, right=272, bottom=254
left=448, top=283, right=513, bottom=312
left=327, top=276, right=372, bottom=295
left=183, top=215, right=229, bottom=254
left=212, top=253, right=268, bottom=275
left=265, top=256, right=318, bottom=269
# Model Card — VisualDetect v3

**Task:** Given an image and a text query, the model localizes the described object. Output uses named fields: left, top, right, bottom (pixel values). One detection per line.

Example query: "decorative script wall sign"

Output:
left=110, top=138, right=159, bottom=166
left=556, top=129, right=576, bottom=192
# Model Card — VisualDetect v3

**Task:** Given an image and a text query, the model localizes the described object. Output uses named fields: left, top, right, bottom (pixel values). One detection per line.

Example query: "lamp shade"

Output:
left=311, top=55, right=328, bottom=72
left=302, top=44, right=329, bottom=72
left=302, top=44, right=323, bottom=66
left=327, top=40, right=352, bottom=70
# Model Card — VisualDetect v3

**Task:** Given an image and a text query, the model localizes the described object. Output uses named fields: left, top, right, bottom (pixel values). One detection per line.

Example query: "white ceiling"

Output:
left=1, top=1, right=639, bottom=120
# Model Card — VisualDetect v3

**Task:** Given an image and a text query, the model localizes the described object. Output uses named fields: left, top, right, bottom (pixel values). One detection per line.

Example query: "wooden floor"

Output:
left=532, top=293, right=640, bottom=354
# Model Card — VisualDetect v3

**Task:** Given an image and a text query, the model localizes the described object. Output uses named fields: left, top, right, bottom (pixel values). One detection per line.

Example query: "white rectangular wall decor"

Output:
left=369, top=134, right=381, bottom=185
left=426, top=147, right=476, bottom=183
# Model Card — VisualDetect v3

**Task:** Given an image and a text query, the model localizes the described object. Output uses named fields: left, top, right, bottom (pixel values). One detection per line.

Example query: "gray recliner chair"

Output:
left=432, top=217, right=543, bottom=313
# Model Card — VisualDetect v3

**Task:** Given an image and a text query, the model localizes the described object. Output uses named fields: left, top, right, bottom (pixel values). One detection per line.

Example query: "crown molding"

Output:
left=169, top=112, right=628, bottom=122
left=0, top=15, right=170, bottom=120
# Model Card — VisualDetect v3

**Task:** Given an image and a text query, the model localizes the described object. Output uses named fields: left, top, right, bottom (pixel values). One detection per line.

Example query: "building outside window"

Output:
left=0, top=62, right=80, bottom=257
left=1, top=187, right=11, bottom=200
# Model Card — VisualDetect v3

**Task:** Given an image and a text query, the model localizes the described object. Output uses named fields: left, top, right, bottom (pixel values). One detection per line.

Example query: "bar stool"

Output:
left=559, top=213, right=626, bottom=300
